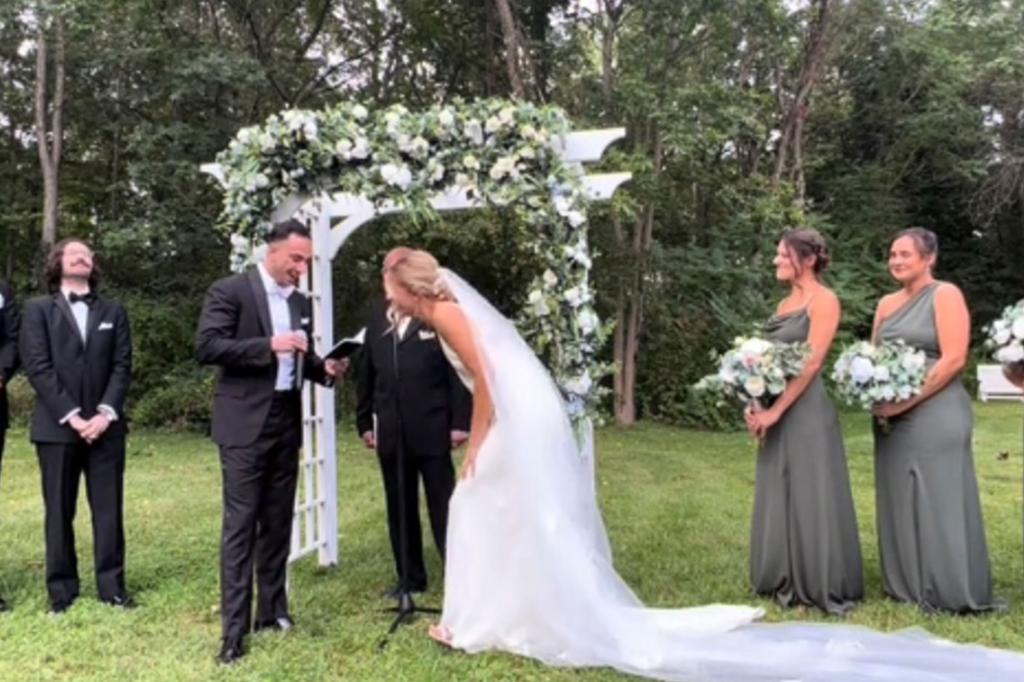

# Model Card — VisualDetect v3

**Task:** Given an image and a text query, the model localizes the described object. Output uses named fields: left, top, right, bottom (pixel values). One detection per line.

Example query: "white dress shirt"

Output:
left=258, top=263, right=299, bottom=391
left=59, top=287, right=118, bottom=424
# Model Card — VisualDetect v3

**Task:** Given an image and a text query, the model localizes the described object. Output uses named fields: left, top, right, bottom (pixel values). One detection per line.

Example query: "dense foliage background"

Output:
left=1, top=0, right=1021, bottom=429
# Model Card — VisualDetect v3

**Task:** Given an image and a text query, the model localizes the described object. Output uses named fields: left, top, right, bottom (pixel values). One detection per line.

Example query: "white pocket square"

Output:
left=418, top=330, right=436, bottom=340
left=98, top=321, right=114, bottom=331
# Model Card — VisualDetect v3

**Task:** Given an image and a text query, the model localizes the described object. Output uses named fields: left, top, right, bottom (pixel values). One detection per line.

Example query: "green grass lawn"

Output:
left=0, top=402, right=1022, bottom=681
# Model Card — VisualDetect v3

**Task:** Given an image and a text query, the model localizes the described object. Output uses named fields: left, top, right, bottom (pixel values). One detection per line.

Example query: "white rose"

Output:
left=230, top=233, right=249, bottom=249
left=744, top=375, right=766, bottom=398
left=485, top=116, right=502, bottom=133
left=464, top=120, right=484, bottom=145
left=351, top=104, right=369, bottom=120
left=463, top=154, right=480, bottom=170
left=498, top=107, right=515, bottom=125
left=994, top=328, right=1012, bottom=345
left=850, top=357, right=875, bottom=384
left=577, top=308, right=599, bottom=334
left=351, top=137, right=371, bottom=160
left=489, top=156, right=518, bottom=181
left=438, top=109, right=455, bottom=127
left=553, top=195, right=572, bottom=216
left=565, top=210, right=586, bottom=228
left=565, top=286, right=585, bottom=308
left=997, top=343, right=1024, bottom=364
left=565, top=371, right=592, bottom=395
left=872, top=365, right=891, bottom=383
left=253, top=173, right=270, bottom=189
left=528, top=289, right=550, bottom=316
left=1012, top=318, right=1024, bottom=341
left=739, top=338, right=771, bottom=356
left=335, top=139, right=353, bottom=157
left=410, top=136, right=430, bottom=157
left=901, top=352, right=925, bottom=371
left=380, top=163, right=397, bottom=181
left=302, top=120, right=318, bottom=140
left=543, top=269, right=558, bottom=287
left=427, top=160, right=445, bottom=183
left=236, top=127, right=257, bottom=144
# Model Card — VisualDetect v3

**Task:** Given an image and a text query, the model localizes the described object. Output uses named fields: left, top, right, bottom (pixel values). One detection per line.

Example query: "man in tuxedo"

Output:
left=197, top=219, right=346, bottom=665
left=19, top=239, right=133, bottom=614
left=0, top=278, right=20, bottom=613
left=356, top=248, right=471, bottom=599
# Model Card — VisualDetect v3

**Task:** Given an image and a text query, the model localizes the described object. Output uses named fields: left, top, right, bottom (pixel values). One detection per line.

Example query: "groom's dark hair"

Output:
left=264, top=219, right=311, bottom=244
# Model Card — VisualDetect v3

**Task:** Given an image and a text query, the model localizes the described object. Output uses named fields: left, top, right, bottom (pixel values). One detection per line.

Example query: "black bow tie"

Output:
left=68, top=292, right=96, bottom=305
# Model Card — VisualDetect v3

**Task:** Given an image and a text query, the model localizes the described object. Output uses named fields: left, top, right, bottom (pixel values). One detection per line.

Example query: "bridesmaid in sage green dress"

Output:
left=871, top=227, right=999, bottom=613
left=746, top=229, right=863, bottom=615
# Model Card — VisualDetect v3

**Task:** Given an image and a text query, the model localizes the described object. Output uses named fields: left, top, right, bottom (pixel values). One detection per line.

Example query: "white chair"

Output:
left=977, top=364, right=1024, bottom=401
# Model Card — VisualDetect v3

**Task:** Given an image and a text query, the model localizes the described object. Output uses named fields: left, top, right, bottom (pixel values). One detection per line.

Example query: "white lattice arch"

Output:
left=202, top=128, right=629, bottom=567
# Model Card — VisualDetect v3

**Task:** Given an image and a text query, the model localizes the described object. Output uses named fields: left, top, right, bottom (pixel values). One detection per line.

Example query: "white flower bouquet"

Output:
left=832, top=340, right=927, bottom=410
left=983, top=299, right=1024, bottom=367
left=696, top=336, right=810, bottom=407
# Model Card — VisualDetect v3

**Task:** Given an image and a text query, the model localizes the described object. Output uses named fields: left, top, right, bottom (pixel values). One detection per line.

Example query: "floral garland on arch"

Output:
left=210, top=99, right=611, bottom=427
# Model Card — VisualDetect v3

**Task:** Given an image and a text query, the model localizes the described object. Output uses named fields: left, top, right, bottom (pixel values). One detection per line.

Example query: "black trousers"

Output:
left=36, top=437, right=126, bottom=604
left=378, top=447, right=455, bottom=591
left=218, top=392, right=301, bottom=641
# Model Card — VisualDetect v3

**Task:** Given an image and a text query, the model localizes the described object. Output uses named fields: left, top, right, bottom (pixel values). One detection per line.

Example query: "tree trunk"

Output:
left=493, top=0, right=537, bottom=100
left=34, top=12, right=66, bottom=250
left=772, top=0, right=832, bottom=192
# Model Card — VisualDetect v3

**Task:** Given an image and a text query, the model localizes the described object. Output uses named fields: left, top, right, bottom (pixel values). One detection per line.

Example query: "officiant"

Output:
left=356, top=247, right=471, bottom=598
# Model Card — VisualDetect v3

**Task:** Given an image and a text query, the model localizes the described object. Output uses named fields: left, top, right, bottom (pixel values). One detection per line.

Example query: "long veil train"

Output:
left=438, top=268, right=1024, bottom=682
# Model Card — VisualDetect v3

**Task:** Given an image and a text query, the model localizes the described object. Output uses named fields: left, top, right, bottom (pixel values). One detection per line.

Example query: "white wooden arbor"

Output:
left=202, top=128, right=629, bottom=568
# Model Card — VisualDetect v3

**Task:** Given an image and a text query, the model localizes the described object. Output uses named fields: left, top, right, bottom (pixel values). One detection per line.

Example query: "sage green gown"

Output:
left=874, top=283, right=999, bottom=612
left=750, top=309, right=864, bottom=614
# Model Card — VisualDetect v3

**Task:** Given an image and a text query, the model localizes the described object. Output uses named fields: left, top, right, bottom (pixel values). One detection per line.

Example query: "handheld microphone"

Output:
left=293, top=328, right=307, bottom=390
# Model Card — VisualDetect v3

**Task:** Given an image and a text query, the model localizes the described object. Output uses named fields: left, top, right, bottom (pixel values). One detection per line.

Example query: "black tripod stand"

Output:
left=379, top=329, right=439, bottom=650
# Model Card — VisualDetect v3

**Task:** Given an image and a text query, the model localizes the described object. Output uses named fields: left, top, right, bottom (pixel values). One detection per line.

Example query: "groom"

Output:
left=197, top=219, right=346, bottom=665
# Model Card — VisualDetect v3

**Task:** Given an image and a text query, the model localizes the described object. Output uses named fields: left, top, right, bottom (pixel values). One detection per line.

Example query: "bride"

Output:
left=379, top=247, right=1024, bottom=682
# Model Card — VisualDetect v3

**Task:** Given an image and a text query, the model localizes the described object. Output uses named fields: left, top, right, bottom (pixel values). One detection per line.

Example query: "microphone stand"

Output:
left=379, top=323, right=439, bottom=650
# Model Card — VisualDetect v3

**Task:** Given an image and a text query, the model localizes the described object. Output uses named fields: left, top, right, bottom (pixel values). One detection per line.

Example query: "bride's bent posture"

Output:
left=380, top=247, right=1024, bottom=682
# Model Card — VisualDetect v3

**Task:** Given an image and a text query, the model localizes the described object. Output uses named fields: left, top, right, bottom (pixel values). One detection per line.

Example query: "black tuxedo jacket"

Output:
left=196, top=268, right=330, bottom=448
left=0, top=281, right=20, bottom=430
left=356, top=299, right=471, bottom=458
left=19, top=292, right=132, bottom=444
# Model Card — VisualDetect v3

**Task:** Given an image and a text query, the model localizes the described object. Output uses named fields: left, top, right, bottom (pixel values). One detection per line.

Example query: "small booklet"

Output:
left=325, top=327, right=366, bottom=360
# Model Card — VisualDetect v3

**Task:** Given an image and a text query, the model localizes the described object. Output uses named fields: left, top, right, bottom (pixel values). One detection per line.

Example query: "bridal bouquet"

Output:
left=695, top=336, right=809, bottom=407
left=831, top=340, right=927, bottom=410
left=983, top=299, right=1024, bottom=367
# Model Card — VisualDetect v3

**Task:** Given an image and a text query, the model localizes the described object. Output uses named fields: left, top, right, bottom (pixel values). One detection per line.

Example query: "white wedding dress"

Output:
left=436, top=269, right=1024, bottom=682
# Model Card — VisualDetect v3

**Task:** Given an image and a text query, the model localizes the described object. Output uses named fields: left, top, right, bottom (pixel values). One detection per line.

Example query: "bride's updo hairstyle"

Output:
left=382, top=247, right=455, bottom=301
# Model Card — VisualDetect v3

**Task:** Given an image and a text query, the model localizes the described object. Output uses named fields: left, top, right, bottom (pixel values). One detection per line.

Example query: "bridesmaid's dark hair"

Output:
left=780, top=228, right=830, bottom=279
left=894, top=226, right=938, bottom=261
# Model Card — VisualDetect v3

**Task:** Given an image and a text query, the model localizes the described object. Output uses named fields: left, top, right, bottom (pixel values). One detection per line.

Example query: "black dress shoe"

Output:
left=102, top=594, right=137, bottom=610
left=254, top=615, right=294, bottom=633
left=218, top=638, right=245, bottom=665
left=49, top=596, right=77, bottom=615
